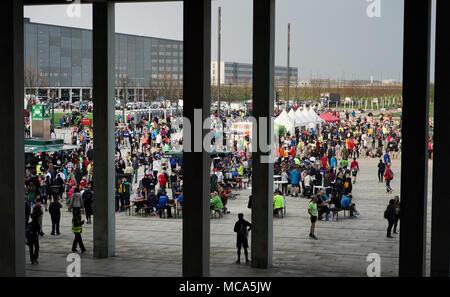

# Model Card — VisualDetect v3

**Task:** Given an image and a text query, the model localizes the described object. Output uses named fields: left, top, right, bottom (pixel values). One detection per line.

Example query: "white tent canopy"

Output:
left=299, top=108, right=322, bottom=129
left=275, top=110, right=295, bottom=133
left=301, top=108, right=316, bottom=123
left=295, top=108, right=312, bottom=127
left=287, top=109, right=304, bottom=127
left=308, top=108, right=325, bottom=123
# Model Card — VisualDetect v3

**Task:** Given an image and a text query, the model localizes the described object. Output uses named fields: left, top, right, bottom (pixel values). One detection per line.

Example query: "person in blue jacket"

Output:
left=289, top=167, right=300, bottom=197
left=383, top=151, right=391, bottom=165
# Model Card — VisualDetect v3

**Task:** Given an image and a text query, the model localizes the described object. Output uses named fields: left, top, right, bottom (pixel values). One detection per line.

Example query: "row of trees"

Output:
left=276, top=84, right=403, bottom=103
left=23, top=51, right=434, bottom=104
left=24, top=56, right=49, bottom=93
left=117, top=72, right=182, bottom=111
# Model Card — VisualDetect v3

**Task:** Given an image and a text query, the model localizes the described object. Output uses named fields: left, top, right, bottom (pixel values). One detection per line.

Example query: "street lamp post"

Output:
left=51, top=90, right=55, bottom=131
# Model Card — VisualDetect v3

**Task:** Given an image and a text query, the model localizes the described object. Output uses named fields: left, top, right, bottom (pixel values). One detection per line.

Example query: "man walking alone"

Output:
left=384, top=199, right=396, bottom=238
left=377, top=159, right=385, bottom=183
left=308, top=196, right=319, bottom=240
left=233, top=213, right=251, bottom=264
left=72, top=209, right=86, bottom=253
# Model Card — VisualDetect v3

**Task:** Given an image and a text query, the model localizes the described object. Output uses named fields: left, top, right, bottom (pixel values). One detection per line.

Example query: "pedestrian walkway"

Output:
left=25, top=159, right=433, bottom=277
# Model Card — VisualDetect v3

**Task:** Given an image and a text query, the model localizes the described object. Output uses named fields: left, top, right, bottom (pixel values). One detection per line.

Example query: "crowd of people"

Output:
left=23, top=101, right=409, bottom=265
left=268, top=108, right=403, bottom=239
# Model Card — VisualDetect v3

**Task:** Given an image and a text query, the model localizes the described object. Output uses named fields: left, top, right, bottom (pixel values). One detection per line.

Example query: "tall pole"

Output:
left=217, top=6, right=221, bottom=117
left=286, top=23, right=290, bottom=110
left=51, top=91, right=55, bottom=131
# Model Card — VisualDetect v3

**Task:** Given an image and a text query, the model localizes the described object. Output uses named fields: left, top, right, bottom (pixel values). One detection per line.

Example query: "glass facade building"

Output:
left=24, top=18, right=183, bottom=100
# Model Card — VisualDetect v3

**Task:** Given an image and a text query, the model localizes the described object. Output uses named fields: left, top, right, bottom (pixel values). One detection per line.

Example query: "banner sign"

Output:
left=32, top=105, right=51, bottom=120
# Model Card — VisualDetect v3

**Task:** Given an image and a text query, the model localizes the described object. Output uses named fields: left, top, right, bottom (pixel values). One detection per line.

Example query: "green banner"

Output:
left=32, top=105, right=50, bottom=120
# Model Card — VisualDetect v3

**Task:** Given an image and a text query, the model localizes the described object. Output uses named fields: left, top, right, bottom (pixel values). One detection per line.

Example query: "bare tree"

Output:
left=145, top=76, right=159, bottom=102
left=24, top=54, right=48, bottom=95
left=222, top=79, right=236, bottom=111
left=159, top=72, right=178, bottom=108
left=117, top=74, right=131, bottom=123
left=236, top=78, right=252, bottom=104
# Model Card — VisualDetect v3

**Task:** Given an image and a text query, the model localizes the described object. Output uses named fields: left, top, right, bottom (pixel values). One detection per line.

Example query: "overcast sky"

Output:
left=24, top=0, right=436, bottom=82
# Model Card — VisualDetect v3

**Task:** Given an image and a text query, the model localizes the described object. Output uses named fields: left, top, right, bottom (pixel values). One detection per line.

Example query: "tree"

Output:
left=236, top=78, right=252, bottom=103
left=24, top=54, right=48, bottom=95
left=429, top=83, right=434, bottom=103
left=159, top=72, right=178, bottom=108
left=145, top=76, right=159, bottom=102
left=222, top=79, right=236, bottom=110
left=117, top=74, right=131, bottom=123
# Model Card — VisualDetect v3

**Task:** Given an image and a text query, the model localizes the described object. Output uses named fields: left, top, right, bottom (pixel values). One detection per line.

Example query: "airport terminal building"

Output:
left=24, top=18, right=298, bottom=103
left=24, top=17, right=183, bottom=102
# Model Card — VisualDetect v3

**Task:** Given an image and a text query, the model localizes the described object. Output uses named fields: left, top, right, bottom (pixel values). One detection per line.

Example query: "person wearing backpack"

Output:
left=26, top=213, right=40, bottom=264
left=393, top=195, right=401, bottom=234
left=384, top=199, right=397, bottom=238
left=70, top=187, right=84, bottom=214
left=233, top=213, right=251, bottom=264
left=343, top=172, right=352, bottom=195
left=33, top=198, right=45, bottom=236
left=82, top=186, right=94, bottom=224
left=334, top=171, right=345, bottom=201
left=118, top=178, right=130, bottom=211
left=49, top=196, right=62, bottom=235
left=25, top=198, right=31, bottom=225
left=384, top=165, right=394, bottom=194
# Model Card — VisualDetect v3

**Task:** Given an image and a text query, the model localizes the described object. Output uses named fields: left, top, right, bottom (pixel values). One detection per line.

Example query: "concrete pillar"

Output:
left=182, top=0, right=211, bottom=277
left=92, top=1, right=116, bottom=258
left=399, top=0, right=431, bottom=277
left=251, top=0, right=275, bottom=269
left=69, top=88, right=73, bottom=104
left=430, top=0, right=450, bottom=277
left=0, top=0, right=25, bottom=277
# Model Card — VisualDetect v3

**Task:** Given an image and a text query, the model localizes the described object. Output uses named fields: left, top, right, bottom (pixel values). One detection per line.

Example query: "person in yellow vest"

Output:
left=36, top=161, right=43, bottom=176
left=283, top=146, right=289, bottom=158
left=238, top=163, right=244, bottom=176
left=71, top=208, right=86, bottom=253
left=273, top=190, right=285, bottom=217
left=87, top=162, right=93, bottom=180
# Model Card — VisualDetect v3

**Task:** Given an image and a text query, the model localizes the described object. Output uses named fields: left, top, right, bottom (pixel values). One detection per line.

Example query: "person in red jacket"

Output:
left=289, top=146, right=296, bottom=158
left=384, top=165, right=394, bottom=194
left=350, top=158, right=360, bottom=184
left=158, top=171, right=167, bottom=192
left=321, top=155, right=328, bottom=171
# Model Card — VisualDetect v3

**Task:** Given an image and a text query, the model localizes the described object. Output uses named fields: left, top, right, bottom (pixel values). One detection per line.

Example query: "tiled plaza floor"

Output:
left=25, top=156, right=433, bottom=277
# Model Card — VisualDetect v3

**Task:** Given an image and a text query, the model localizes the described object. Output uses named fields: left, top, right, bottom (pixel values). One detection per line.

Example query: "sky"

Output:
left=24, top=0, right=436, bottom=82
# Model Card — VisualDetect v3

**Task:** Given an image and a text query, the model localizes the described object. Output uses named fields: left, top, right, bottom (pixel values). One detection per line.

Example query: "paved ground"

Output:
left=25, top=155, right=436, bottom=277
